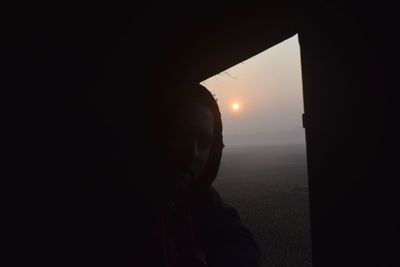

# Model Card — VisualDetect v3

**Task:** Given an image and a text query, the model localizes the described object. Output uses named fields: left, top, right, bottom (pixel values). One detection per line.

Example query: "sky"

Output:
left=200, top=34, right=306, bottom=146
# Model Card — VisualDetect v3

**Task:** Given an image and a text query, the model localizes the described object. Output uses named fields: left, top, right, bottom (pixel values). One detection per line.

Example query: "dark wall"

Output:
left=299, top=2, right=399, bottom=266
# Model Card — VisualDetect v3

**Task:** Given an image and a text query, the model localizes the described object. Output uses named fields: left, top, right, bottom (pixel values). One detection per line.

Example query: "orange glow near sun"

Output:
left=232, top=102, right=240, bottom=111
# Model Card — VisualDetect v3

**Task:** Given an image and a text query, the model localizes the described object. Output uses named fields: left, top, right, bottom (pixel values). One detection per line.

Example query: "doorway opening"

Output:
left=201, top=34, right=311, bottom=267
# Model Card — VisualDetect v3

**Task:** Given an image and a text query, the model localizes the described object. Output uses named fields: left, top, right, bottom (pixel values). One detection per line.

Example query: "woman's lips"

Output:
left=176, top=171, right=194, bottom=189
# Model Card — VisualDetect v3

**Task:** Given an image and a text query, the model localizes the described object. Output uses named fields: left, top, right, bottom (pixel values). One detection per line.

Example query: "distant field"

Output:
left=213, top=144, right=312, bottom=267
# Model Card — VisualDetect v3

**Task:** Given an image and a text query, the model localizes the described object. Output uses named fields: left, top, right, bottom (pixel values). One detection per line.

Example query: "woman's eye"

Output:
left=198, top=135, right=212, bottom=149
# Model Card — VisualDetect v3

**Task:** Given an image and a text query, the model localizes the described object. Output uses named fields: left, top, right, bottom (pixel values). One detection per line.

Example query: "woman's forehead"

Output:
left=172, top=103, right=215, bottom=134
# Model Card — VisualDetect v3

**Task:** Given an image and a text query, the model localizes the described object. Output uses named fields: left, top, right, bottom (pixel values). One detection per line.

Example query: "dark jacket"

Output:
left=191, top=186, right=262, bottom=267
left=127, top=186, right=261, bottom=267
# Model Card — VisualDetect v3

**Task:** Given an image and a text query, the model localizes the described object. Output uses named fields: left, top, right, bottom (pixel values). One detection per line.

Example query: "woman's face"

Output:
left=165, top=102, right=215, bottom=195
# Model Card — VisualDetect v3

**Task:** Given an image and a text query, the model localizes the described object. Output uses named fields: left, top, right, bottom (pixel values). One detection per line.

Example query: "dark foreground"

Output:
left=213, top=144, right=312, bottom=267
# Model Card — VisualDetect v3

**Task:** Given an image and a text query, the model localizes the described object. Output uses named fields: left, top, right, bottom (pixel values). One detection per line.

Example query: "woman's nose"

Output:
left=184, top=138, right=199, bottom=160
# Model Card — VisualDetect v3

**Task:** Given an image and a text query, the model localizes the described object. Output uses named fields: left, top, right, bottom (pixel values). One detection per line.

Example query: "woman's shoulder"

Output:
left=191, top=186, right=241, bottom=228
left=190, top=186, right=262, bottom=267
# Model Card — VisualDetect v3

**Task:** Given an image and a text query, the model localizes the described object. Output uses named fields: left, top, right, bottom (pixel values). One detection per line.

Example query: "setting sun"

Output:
left=232, top=102, right=240, bottom=111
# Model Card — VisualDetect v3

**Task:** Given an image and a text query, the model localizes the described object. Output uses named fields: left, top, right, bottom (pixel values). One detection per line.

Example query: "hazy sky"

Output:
left=201, top=35, right=305, bottom=146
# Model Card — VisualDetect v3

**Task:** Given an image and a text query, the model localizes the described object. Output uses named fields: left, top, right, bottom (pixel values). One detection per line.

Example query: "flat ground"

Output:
left=213, top=144, right=312, bottom=267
